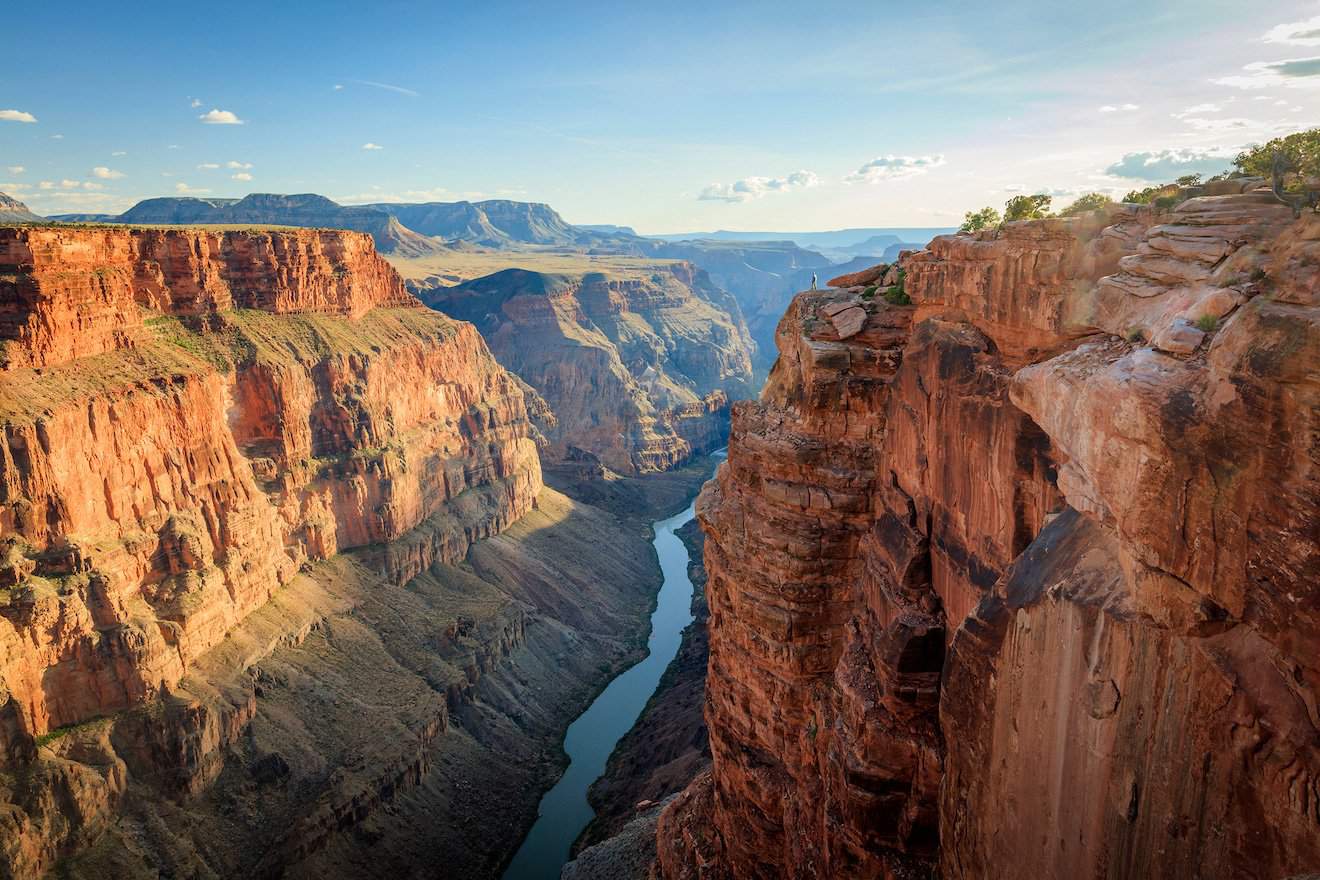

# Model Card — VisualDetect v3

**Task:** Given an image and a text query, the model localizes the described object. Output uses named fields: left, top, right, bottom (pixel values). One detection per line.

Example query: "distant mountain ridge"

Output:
left=646, top=226, right=954, bottom=250
left=113, top=193, right=447, bottom=257
left=0, top=192, right=43, bottom=223
left=363, top=199, right=625, bottom=248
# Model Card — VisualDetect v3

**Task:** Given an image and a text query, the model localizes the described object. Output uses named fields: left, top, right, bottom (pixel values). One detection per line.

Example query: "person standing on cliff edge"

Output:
left=810, top=272, right=817, bottom=290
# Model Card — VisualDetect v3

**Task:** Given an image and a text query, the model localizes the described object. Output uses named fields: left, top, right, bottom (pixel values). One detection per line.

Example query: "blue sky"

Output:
left=3, top=0, right=1319, bottom=231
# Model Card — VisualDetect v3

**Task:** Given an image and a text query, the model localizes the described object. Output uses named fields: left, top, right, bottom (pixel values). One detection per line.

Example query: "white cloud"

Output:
left=1098, top=103, right=1140, bottom=113
left=0, top=109, right=37, bottom=123
left=1105, top=148, right=1235, bottom=181
left=1182, top=116, right=1255, bottom=132
left=7, top=166, right=23, bottom=174
left=197, top=162, right=220, bottom=170
left=175, top=182, right=211, bottom=194
left=23, top=190, right=125, bottom=208
left=199, top=108, right=244, bottom=125
left=225, top=160, right=252, bottom=169
left=49, top=134, right=63, bottom=140
left=232, top=172, right=252, bottom=181
left=845, top=154, right=946, bottom=184
left=362, top=142, right=384, bottom=150
left=1263, top=15, right=1320, bottom=47
left=333, top=84, right=344, bottom=91
left=91, top=166, right=124, bottom=179
left=350, top=79, right=420, bottom=97
left=190, top=98, right=202, bottom=108
left=49, top=179, right=102, bottom=191
left=698, top=170, right=820, bottom=202
left=1216, top=56, right=1320, bottom=89
left=111, top=150, right=127, bottom=157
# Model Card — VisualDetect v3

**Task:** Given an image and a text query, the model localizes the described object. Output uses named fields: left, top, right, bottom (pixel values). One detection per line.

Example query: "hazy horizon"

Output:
left=4, top=1, right=1318, bottom=232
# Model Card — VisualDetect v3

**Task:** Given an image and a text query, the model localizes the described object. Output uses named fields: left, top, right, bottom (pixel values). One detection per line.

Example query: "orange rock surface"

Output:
left=0, top=225, right=541, bottom=850
left=659, top=195, right=1320, bottom=879
left=422, top=264, right=755, bottom=474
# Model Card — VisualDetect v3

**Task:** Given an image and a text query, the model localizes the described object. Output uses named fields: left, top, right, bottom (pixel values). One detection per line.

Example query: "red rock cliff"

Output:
left=421, top=263, right=756, bottom=474
left=0, top=225, right=540, bottom=764
left=658, top=188, right=1319, bottom=879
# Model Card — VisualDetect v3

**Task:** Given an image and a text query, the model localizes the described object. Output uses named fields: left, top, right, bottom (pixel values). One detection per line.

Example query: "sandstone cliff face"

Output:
left=0, top=225, right=541, bottom=876
left=422, top=263, right=755, bottom=474
left=659, top=192, right=1320, bottom=879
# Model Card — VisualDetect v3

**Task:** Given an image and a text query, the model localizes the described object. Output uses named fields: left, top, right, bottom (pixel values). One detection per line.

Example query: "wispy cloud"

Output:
left=1098, top=103, right=1140, bottom=113
left=175, top=182, right=211, bottom=194
left=40, top=179, right=103, bottom=191
left=190, top=98, right=202, bottom=108
left=1263, top=15, right=1320, bottom=47
left=91, top=166, right=124, bottom=179
left=350, top=79, right=420, bottom=97
left=1104, top=148, right=1235, bottom=181
left=1216, top=56, right=1320, bottom=89
left=226, top=160, right=252, bottom=169
left=0, top=109, right=37, bottom=123
left=111, top=150, right=127, bottom=157
left=333, top=84, right=344, bottom=91
left=232, top=172, right=252, bottom=181
left=698, top=170, right=819, bottom=202
left=1182, top=116, right=1255, bottom=132
left=846, top=154, right=946, bottom=184
left=7, top=166, right=23, bottom=174
left=362, top=142, right=384, bottom=150
left=197, top=162, right=220, bottom=170
left=199, top=108, right=244, bottom=125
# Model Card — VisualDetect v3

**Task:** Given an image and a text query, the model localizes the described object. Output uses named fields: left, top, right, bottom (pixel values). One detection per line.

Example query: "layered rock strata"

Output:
left=422, top=264, right=755, bottom=474
left=658, top=192, right=1320, bottom=879
left=0, top=225, right=542, bottom=876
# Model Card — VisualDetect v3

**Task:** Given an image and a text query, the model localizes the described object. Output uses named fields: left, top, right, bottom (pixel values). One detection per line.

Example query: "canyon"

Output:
left=420, top=264, right=755, bottom=475
left=655, top=182, right=1320, bottom=880
left=4, top=178, right=1315, bottom=880
left=0, top=224, right=711, bottom=878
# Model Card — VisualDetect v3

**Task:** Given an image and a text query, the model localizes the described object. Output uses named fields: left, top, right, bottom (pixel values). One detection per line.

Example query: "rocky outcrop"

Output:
left=422, top=263, right=755, bottom=474
left=0, top=225, right=543, bottom=876
left=659, top=192, right=1320, bottom=879
left=639, top=240, right=833, bottom=370
left=0, top=194, right=42, bottom=224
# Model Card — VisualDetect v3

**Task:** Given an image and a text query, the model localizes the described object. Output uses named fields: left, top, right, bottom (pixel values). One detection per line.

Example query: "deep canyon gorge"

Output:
left=0, top=173, right=1316, bottom=880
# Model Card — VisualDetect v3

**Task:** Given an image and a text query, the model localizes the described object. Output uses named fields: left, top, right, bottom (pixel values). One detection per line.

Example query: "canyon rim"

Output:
left=4, top=3, right=1320, bottom=879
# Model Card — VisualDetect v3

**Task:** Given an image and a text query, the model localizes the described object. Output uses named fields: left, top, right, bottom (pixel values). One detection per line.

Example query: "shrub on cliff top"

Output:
left=882, top=270, right=910, bottom=305
left=1194, top=314, right=1219, bottom=333
left=960, top=206, right=1001, bottom=232
left=1059, top=193, right=1115, bottom=217
left=1123, top=183, right=1180, bottom=205
left=1004, top=194, right=1052, bottom=221
left=1234, top=128, right=1320, bottom=179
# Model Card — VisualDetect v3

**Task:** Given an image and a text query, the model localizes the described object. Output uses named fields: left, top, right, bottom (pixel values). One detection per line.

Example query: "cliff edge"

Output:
left=657, top=184, right=1319, bottom=879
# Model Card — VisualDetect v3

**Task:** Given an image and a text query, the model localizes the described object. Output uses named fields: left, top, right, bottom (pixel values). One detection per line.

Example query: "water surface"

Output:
left=502, top=454, right=722, bottom=879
